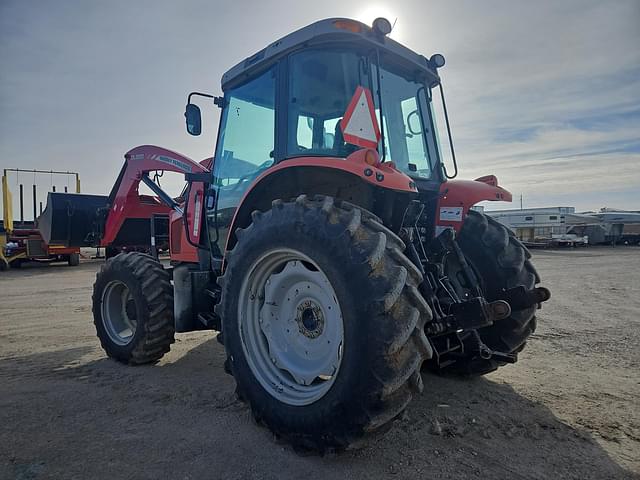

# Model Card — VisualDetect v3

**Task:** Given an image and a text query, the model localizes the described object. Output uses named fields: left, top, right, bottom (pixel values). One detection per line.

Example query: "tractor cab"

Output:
left=186, top=17, right=453, bottom=256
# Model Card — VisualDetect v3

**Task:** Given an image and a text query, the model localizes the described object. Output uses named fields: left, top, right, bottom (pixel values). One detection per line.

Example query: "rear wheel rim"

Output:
left=238, top=248, right=344, bottom=406
left=101, top=280, right=138, bottom=346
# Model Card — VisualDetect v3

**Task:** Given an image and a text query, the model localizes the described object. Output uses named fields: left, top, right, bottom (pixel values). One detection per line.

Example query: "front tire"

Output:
left=92, top=252, right=175, bottom=364
left=444, top=210, right=540, bottom=374
left=217, top=195, right=432, bottom=451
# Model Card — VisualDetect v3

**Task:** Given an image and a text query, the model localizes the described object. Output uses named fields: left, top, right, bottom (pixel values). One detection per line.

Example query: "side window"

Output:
left=214, top=68, right=276, bottom=192
left=401, top=97, right=430, bottom=176
left=322, top=117, right=340, bottom=149
left=372, top=64, right=433, bottom=177
left=296, top=115, right=314, bottom=150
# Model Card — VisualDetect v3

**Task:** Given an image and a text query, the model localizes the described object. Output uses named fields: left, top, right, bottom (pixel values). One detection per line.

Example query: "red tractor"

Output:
left=92, top=17, right=549, bottom=451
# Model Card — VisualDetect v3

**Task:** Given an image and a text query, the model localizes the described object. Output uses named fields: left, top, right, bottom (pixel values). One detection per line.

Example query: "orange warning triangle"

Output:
left=340, top=86, right=381, bottom=149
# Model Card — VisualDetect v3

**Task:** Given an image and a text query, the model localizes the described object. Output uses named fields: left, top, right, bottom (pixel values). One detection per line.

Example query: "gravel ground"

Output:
left=1, top=247, right=638, bottom=479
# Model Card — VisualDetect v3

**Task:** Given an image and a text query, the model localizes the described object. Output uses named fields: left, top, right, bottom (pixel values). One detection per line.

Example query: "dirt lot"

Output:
left=1, top=247, right=639, bottom=479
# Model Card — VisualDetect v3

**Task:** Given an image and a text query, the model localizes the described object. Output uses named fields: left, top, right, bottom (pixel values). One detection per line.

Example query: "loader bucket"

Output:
left=37, top=192, right=108, bottom=247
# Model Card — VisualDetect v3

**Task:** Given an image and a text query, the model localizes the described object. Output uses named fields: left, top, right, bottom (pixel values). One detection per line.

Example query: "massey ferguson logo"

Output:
left=156, top=155, right=193, bottom=173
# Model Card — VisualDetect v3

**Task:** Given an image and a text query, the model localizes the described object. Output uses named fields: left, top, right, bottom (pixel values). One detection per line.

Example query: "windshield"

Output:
left=286, top=48, right=438, bottom=179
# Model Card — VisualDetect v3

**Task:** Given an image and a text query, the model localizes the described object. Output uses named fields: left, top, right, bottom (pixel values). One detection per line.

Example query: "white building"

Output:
left=486, top=207, right=640, bottom=245
left=485, top=207, right=588, bottom=245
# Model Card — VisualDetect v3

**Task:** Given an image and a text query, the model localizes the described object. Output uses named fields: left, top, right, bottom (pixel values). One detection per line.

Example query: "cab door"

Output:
left=207, top=66, right=277, bottom=257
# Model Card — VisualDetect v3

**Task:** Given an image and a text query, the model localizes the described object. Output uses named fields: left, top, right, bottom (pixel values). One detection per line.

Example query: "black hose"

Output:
left=438, top=83, right=458, bottom=178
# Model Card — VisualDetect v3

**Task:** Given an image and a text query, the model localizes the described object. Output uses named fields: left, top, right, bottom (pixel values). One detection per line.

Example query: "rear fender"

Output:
left=224, top=151, right=417, bottom=254
left=436, top=175, right=512, bottom=234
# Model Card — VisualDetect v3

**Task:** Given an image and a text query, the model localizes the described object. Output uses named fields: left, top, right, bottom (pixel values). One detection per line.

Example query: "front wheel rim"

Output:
left=238, top=248, right=344, bottom=406
left=101, top=280, right=138, bottom=346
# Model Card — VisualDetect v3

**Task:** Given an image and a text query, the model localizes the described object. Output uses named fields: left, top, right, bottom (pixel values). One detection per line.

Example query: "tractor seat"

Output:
left=333, top=120, right=358, bottom=157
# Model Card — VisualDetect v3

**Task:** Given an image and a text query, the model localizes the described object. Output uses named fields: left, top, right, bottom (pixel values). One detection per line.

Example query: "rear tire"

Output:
left=68, top=252, right=80, bottom=266
left=443, top=210, right=540, bottom=375
left=92, top=252, right=174, bottom=364
left=217, top=195, right=432, bottom=452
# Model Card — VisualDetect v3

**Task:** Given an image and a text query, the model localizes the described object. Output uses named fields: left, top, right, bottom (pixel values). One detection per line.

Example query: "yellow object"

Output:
left=0, top=234, right=26, bottom=270
left=0, top=236, right=7, bottom=270
left=364, top=149, right=379, bottom=166
left=2, top=173, right=13, bottom=233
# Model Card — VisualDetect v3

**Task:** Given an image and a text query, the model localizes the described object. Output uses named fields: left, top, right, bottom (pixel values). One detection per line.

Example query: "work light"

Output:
left=372, top=17, right=392, bottom=36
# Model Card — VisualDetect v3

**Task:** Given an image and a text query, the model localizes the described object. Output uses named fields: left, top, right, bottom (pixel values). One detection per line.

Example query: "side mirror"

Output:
left=185, top=103, right=202, bottom=136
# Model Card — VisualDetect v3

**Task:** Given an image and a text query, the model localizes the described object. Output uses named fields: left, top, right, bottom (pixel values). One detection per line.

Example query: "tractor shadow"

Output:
left=362, top=372, right=638, bottom=479
left=2, top=338, right=636, bottom=479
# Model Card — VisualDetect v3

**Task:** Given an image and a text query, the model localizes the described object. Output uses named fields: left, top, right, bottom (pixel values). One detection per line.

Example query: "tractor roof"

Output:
left=221, top=18, right=440, bottom=90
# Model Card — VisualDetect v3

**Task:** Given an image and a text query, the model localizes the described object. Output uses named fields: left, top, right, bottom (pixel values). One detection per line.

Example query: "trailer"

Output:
left=1, top=169, right=82, bottom=270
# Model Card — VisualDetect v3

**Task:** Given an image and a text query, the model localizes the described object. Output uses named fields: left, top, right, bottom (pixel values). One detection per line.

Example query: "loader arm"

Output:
left=101, top=145, right=209, bottom=247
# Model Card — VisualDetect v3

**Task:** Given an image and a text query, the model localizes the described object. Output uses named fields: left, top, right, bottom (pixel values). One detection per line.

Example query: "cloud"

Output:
left=0, top=0, right=638, bottom=217
left=413, top=0, right=640, bottom=210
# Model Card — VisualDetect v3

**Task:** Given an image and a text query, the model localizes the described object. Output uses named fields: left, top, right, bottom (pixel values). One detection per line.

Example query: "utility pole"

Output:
left=520, top=194, right=523, bottom=210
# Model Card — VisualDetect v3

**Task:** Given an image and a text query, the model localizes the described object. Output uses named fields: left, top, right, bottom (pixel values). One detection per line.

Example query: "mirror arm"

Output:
left=188, top=91, right=214, bottom=103
left=187, top=91, right=224, bottom=109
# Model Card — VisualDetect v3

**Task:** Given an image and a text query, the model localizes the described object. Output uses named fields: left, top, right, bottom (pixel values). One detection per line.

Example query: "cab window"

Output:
left=214, top=67, right=276, bottom=191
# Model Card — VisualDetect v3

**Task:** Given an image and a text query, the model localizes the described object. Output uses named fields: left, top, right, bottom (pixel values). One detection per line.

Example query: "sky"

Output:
left=1, top=0, right=639, bottom=220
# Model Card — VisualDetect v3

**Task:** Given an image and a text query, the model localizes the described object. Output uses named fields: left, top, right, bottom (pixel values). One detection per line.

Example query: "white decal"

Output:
left=192, top=194, right=201, bottom=237
left=439, top=207, right=463, bottom=222
left=157, top=155, right=193, bottom=173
